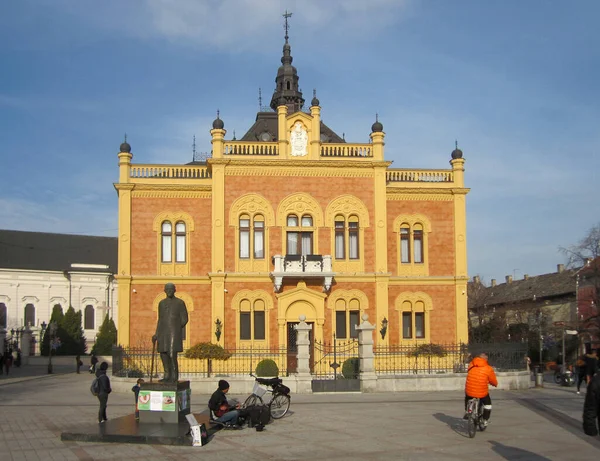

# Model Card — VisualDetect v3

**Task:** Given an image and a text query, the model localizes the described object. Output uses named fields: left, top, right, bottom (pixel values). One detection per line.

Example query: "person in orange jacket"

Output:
left=463, top=353, right=498, bottom=426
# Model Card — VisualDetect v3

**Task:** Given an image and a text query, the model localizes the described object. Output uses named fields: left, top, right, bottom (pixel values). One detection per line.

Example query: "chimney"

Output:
left=524, top=274, right=529, bottom=280
left=491, top=279, right=496, bottom=287
left=473, top=275, right=480, bottom=284
left=506, top=275, right=513, bottom=284
left=557, top=264, right=565, bottom=273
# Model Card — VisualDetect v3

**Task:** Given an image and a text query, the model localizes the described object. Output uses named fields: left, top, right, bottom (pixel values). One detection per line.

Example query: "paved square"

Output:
left=1, top=370, right=599, bottom=460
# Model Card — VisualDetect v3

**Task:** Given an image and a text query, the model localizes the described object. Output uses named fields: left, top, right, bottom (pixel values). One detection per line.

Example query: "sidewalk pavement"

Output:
left=0, top=371, right=598, bottom=461
left=0, top=363, right=77, bottom=386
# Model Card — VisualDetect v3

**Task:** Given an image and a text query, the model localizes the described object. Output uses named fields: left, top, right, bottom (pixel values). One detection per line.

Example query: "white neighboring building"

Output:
left=0, top=230, right=118, bottom=354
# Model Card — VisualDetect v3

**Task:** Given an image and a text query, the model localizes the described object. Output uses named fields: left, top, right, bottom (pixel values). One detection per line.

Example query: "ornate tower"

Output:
left=269, top=11, right=305, bottom=114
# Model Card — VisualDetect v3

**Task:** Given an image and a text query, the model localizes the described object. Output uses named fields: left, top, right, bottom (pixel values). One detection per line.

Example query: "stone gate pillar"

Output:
left=356, top=314, right=378, bottom=392
left=294, top=315, right=313, bottom=394
left=21, top=324, right=32, bottom=365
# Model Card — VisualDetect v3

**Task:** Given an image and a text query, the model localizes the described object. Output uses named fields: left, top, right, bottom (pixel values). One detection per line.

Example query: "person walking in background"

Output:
left=76, top=355, right=83, bottom=374
left=583, top=371, right=600, bottom=437
left=4, top=350, right=12, bottom=375
left=132, top=378, right=144, bottom=420
left=90, top=353, right=98, bottom=374
left=577, top=354, right=587, bottom=394
left=95, top=362, right=111, bottom=423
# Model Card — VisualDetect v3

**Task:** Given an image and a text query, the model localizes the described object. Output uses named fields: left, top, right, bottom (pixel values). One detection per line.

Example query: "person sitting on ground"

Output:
left=583, top=370, right=600, bottom=437
left=208, top=379, right=241, bottom=427
left=463, top=352, right=498, bottom=426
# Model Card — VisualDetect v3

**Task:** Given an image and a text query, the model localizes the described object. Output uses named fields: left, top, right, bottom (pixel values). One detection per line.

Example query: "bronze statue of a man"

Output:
left=152, top=283, right=189, bottom=383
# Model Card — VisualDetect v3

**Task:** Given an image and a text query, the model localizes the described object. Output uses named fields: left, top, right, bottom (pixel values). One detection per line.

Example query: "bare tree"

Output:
left=560, top=222, right=600, bottom=348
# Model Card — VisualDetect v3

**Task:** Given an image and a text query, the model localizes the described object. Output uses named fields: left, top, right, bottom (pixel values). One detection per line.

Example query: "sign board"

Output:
left=565, top=330, right=578, bottom=335
left=138, top=389, right=187, bottom=412
left=185, top=414, right=207, bottom=447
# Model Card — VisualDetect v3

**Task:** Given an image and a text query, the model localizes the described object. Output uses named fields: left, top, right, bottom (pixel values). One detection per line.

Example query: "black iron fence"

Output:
left=112, top=345, right=289, bottom=378
left=312, top=336, right=359, bottom=379
left=374, top=342, right=528, bottom=375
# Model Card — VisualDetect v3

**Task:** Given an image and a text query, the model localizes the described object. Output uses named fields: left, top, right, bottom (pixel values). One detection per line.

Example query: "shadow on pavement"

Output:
left=432, top=412, right=470, bottom=438
left=489, top=440, right=552, bottom=461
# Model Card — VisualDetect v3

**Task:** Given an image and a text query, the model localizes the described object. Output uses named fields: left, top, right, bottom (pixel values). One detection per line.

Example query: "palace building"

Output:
left=114, top=29, right=470, bottom=363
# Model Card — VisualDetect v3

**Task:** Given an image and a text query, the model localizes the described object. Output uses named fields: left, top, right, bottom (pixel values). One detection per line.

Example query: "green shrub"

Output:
left=255, top=359, right=279, bottom=377
left=184, top=342, right=232, bottom=360
left=342, top=357, right=360, bottom=379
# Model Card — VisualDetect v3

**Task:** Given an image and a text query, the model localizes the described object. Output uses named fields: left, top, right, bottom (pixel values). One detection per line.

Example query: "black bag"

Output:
left=245, top=404, right=270, bottom=428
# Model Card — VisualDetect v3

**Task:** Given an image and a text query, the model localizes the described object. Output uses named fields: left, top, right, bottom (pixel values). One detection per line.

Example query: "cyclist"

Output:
left=463, top=352, right=498, bottom=426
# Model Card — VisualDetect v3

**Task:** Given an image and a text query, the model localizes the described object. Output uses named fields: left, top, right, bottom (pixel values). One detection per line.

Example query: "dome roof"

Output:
left=212, top=116, right=224, bottom=130
left=451, top=148, right=463, bottom=159
left=119, top=142, right=131, bottom=153
left=371, top=120, right=383, bottom=133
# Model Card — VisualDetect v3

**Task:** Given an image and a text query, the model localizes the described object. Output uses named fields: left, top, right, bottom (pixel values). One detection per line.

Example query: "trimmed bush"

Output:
left=342, top=357, right=360, bottom=379
left=184, top=342, right=232, bottom=360
left=255, top=359, right=279, bottom=377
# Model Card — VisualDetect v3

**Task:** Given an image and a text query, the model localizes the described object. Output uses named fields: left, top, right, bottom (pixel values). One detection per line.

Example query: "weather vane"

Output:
left=283, top=10, right=293, bottom=41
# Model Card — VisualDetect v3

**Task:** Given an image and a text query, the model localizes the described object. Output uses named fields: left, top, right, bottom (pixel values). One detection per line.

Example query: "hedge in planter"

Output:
left=255, top=359, right=279, bottom=377
left=342, top=357, right=360, bottom=379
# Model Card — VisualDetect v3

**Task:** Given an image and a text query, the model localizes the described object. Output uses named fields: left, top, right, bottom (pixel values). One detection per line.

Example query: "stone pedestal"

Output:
left=138, top=381, right=191, bottom=424
left=21, top=325, right=32, bottom=366
left=356, top=314, right=378, bottom=392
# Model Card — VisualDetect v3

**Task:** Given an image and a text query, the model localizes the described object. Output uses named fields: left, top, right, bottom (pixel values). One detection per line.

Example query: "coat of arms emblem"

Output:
left=290, top=121, right=308, bottom=157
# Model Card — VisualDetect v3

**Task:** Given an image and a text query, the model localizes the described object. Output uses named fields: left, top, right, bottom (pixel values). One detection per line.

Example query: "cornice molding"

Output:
left=133, top=190, right=212, bottom=198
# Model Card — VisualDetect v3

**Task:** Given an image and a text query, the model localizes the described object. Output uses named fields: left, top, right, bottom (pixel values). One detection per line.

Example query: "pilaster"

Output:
left=209, top=273, right=226, bottom=347
left=210, top=128, right=226, bottom=159
left=277, top=104, right=288, bottom=156
left=116, top=276, right=131, bottom=346
left=370, top=131, right=385, bottom=162
left=309, top=105, right=321, bottom=159
left=451, top=158, right=468, bottom=343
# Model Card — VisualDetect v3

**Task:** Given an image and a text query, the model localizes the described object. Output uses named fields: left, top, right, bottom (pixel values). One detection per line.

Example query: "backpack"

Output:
left=245, top=404, right=270, bottom=428
left=90, top=377, right=100, bottom=396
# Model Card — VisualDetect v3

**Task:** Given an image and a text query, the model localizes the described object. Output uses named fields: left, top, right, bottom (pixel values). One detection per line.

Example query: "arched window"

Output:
left=239, top=298, right=266, bottom=341
left=253, top=215, right=264, bottom=259
left=24, top=303, right=35, bottom=327
left=239, top=215, right=250, bottom=258
left=334, top=215, right=360, bottom=260
left=401, top=300, right=426, bottom=339
left=286, top=214, right=313, bottom=255
left=84, top=305, right=95, bottom=330
left=286, top=81, right=291, bottom=90
left=175, top=221, right=186, bottom=262
left=0, top=303, right=6, bottom=329
left=161, top=221, right=172, bottom=263
left=334, top=298, right=360, bottom=339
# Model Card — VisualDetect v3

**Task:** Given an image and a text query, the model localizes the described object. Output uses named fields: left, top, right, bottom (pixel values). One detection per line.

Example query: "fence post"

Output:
left=294, top=315, right=313, bottom=394
left=356, top=314, right=378, bottom=392
left=20, top=324, right=32, bottom=365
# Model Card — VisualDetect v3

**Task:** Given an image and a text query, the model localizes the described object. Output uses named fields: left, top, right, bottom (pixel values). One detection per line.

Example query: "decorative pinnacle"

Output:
left=192, top=135, right=196, bottom=156
left=258, top=88, right=262, bottom=109
left=455, top=139, right=458, bottom=149
left=216, top=109, right=220, bottom=119
left=375, top=113, right=379, bottom=122
left=313, top=89, right=316, bottom=98
left=124, top=133, right=127, bottom=143
left=283, top=10, right=293, bottom=42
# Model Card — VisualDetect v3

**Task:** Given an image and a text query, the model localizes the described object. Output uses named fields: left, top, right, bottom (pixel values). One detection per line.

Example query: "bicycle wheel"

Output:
left=242, top=394, right=264, bottom=409
left=269, top=393, right=290, bottom=419
left=466, top=400, right=477, bottom=438
left=477, top=404, right=487, bottom=432
left=553, top=372, right=562, bottom=385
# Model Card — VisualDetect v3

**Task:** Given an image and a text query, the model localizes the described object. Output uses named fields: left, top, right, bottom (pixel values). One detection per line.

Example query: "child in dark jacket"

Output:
left=95, top=362, right=112, bottom=423
left=132, top=378, right=144, bottom=420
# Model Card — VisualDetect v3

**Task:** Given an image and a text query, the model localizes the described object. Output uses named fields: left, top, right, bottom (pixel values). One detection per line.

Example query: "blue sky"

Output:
left=1, top=0, right=599, bottom=283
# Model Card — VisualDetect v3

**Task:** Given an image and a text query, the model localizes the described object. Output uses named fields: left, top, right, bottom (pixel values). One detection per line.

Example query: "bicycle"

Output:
left=242, top=374, right=291, bottom=419
left=465, top=397, right=487, bottom=438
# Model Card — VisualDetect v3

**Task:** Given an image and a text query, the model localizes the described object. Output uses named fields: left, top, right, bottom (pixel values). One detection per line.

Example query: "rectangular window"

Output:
left=414, top=230, right=423, bottom=264
left=335, top=221, right=345, bottom=259
left=349, top=222, right=359, bottom=259
left=336, top=311, right=347, bottom=339
left=176, top=234, right=186, bottom=262
left=402, top=312, right=412, bottom=339
left=301, top=232, right=313, bottom=255
left=400, top=228, right=410, bottom=263
left=254, top=221, right=264, bottom=259
left=287, top=232, right=299, bottom=255
left=415, top=312, right=425, bottom=338
left=254, top=311, right=265, bottom=340
left=240, top=218, right=250, bottom=258
left=162, top=235, right=172, bottom=263
left=240, top=312, right=251, bottom=340
left=349, top=310, right=359, bottom=339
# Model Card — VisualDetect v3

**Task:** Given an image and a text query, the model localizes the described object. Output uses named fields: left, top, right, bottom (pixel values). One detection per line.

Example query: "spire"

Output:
left=270, top=11, right=304, bottom=113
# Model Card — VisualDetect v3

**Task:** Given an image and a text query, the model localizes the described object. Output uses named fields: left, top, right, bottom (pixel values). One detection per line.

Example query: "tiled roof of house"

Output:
left=474, top=268, right=578, bottom=307
left=0, top=229, right=117, bottom=273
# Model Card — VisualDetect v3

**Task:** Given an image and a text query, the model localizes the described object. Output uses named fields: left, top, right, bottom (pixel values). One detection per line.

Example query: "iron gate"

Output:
left=311, top=334, right=359, bottom=392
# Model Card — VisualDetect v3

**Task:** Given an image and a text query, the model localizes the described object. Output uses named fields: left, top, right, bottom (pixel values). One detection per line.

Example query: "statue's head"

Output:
left=164, top=283, right=176, bottom=297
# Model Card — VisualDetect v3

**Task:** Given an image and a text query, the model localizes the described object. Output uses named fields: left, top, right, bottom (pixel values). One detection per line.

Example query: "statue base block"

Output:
left=138, top=380, right=191, bottom=424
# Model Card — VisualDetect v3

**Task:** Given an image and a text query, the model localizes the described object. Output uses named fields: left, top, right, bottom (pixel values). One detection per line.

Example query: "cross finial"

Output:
left=258, top=88, right=262, bottom=109
left=283, top=10, right=293, bottom=42
left=375, top=113, right=379, bottom=122
left=192, top=135, right=196, bottom=156
left=233, top=130, right=237, bottom=141
left=313, top=89, right=316, bottom=98
left=455, top=139, right=458, bottom=149
left=216, top=109, right=220, bottom=119
left=124, top=133, right=127, bottom=143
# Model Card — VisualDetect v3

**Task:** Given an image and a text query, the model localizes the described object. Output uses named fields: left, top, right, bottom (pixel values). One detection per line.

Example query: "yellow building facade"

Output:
left=114, top=34, right=470, bottom=365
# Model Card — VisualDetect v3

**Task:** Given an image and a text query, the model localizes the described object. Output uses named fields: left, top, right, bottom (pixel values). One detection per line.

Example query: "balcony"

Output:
left=271, top=255, right=334, bottom=292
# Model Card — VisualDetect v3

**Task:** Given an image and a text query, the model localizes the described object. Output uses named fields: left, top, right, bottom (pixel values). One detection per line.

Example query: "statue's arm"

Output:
left=181, top=302, right=189, bottom=328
